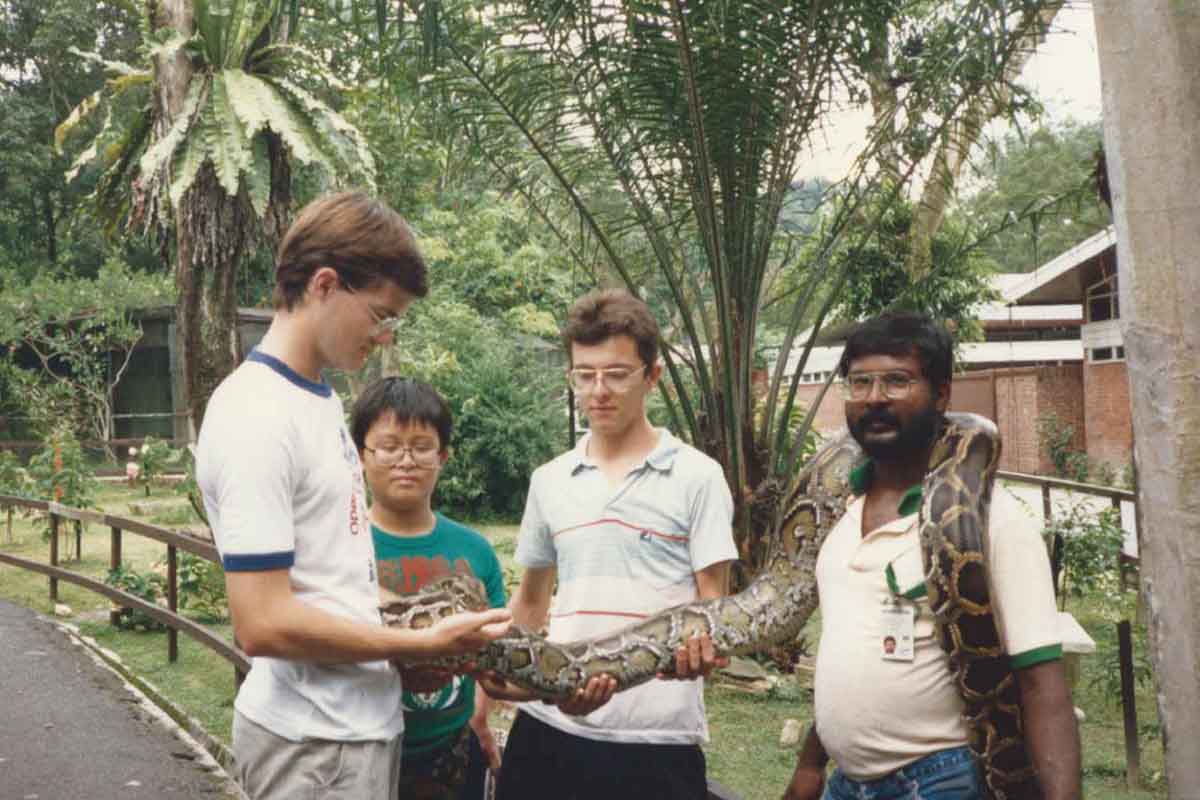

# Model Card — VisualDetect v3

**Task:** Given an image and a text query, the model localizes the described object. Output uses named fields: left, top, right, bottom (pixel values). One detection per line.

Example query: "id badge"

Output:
left=880, top=604, right=915, bottom=662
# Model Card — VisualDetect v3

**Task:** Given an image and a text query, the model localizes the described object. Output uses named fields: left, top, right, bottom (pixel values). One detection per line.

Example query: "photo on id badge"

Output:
left=880, top=604, right=914, bottom=661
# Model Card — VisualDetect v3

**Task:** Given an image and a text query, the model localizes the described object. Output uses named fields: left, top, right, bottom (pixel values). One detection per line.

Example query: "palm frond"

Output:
left=138, top=77, right=205, bottom=193
left=54, top=89, right=104, bottom=153
left=272, top=77, right=377, bottom=189
left=170, top=131, right=209, bottom=208
left=222, top=69, right=320, bottom=165
left=203, top=72, right=254, bottom=198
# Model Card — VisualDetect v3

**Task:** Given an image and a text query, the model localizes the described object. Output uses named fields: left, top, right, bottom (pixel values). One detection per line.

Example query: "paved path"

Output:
left=0, top=598, right=240, bottom=799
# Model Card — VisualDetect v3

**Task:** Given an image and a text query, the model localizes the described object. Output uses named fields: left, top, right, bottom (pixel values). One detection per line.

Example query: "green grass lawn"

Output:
left=0, top=485, right=1168, bottom=799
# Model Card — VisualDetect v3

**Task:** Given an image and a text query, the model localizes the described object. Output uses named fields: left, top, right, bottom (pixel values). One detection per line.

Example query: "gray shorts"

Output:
left=232, top=711, right=402, bottom=800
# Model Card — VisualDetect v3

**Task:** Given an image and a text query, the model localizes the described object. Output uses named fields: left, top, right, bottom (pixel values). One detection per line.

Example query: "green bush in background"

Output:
left=379, top=300, right=567, bottom=520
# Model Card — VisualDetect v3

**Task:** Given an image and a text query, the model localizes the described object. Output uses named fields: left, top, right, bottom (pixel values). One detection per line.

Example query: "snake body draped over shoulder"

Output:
left=381, top=412, right=1039, bottom=798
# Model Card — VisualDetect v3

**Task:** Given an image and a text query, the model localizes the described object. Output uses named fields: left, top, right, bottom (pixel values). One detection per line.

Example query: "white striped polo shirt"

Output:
left=515, top=428, right=737, bottom=744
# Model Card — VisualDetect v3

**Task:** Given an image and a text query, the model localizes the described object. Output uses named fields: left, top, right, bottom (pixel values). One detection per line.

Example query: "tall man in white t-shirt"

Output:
left=480, top=288, right=739, bottom=800
left=783, top=313, right=1081, bottom=800
left=196, top=192, right=511, bottom=800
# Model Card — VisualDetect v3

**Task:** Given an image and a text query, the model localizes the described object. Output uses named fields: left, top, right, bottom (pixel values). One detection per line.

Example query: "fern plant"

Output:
left=56, top=0, right=374, bottom=229
left=56, top=0, right=377, bottom=430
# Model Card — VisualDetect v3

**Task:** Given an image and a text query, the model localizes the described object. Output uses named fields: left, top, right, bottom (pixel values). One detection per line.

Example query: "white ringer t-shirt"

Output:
left=514, top=429, right=738, bottom=745
left=196, top=350, right=404, bottom=743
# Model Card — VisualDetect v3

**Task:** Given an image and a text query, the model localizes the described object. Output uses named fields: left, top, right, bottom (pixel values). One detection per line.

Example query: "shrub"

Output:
left=0, top=450, right=29, bottom=541
left=178, top=552, right=228, bottom=622
left=105, top=564, right=168, bottom=631
left=1036, top=413, right=1089, bottom=482
left=377, top=300, right=566, bottom=520
left=1043, top=500, right=1126, bottom=608
left=26, top=426, right=98, bottom=510
left=136, top=435, right=176, bottom=496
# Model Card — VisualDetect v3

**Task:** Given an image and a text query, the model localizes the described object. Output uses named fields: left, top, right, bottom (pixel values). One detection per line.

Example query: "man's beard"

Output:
left=848, top=404, right=943, bottom=463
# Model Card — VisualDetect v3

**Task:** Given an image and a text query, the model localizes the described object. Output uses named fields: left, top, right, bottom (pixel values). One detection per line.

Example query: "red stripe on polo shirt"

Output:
left=551, top=518, right=688, bottom=543
left=550, top=609, right=651, bottom=619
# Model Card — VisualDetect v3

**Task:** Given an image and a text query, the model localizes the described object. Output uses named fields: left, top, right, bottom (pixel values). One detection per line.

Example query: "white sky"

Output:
left=801, top=2, right=1103, bottom=181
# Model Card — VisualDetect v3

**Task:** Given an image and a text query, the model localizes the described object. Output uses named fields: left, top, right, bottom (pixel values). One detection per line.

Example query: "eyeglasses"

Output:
left=840, top=371, right=920, bottom=401
left=341, top=283, right=403, bottom=337
left=567, top=365, right=647, bottom=394
left=363, top=443, right=442, bottom=468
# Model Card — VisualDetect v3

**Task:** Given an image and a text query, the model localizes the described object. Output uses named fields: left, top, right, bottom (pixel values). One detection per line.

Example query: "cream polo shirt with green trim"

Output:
left=812, top=460, right=1061, bottom=781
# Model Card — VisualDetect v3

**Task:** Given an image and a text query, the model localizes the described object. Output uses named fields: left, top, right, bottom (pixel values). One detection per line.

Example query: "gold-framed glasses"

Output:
left=567, top=365, right=647, bottom=394
left=341, top=283, right=403, bottom=337
left=841, top=371, right=920, bottom=401
left=363, top=443, right=442, bottom=468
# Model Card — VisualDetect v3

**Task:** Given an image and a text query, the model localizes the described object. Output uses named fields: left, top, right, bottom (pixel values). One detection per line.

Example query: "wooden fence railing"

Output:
left=996, top=470, right=1139, bottom=590
left=0, top=494, right=248, bottom=681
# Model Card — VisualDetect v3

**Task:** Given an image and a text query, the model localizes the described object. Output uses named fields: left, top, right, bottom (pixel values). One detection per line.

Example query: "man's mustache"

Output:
left=855, top=409, right=900, bottom=430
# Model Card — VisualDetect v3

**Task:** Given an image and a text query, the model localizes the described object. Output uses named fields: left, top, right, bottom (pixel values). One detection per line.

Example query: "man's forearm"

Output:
left=508, top=566, right=555, bottom=631
left=1018, top=660, right=1082, bottom=799
left=797, top=722, right=829, bottom=770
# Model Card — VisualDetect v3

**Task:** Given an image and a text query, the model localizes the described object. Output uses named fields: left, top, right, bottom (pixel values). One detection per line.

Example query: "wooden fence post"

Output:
left=1042, top=484, right=1064, bottom=596
left=167, top=544, right=178, bottom=663
left=74, top=519, right=82, bottom=562
left=1118, top=620, right=1141, bottom=789
left=109, top=525, right=123, bottom=626
left=48, top=512, right=59, bottom=602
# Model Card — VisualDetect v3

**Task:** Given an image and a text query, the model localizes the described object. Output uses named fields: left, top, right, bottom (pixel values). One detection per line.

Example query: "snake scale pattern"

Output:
left=381, top=412, right=1039, bottom=798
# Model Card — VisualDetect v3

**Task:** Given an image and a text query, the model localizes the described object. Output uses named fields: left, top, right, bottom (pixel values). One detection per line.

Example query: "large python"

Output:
left=381, top=412, right=1038, bottom=798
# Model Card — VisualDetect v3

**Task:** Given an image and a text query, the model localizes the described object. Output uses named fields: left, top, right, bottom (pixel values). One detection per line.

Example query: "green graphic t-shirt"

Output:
left=372, top=513, right=507, bottom=755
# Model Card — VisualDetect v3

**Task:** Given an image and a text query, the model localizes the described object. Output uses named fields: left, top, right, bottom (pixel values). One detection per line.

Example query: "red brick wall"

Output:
left=1084, top=361, right=1133, bottom=471
left=786, top=364, right=1118, bottom=478
left=960, top=366, right=1084, bottom=475
left=1035, top=365, right=1087, bottom=475
left=793, top=383, right=848, bottom=436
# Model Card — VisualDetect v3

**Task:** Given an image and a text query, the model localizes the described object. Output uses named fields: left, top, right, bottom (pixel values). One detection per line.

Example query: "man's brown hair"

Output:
left=562, top=289, right=660, bottom=368
left=272, top=191, right=428, bottom=310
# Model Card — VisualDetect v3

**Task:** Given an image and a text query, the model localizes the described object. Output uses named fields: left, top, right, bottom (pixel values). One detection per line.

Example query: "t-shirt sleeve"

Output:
left=688, top=459, right=739, bottom=573
left=514, top=468, right=556, bottom=569
left=987, top=487, right=1063, bottom=669
left=199, top=409, right=297, bottom=572
left=480, top=545, right=508, bottom=609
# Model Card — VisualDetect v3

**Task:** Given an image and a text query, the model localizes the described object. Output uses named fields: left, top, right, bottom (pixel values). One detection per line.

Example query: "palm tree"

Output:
left=57, top=0, right=375, bottom=432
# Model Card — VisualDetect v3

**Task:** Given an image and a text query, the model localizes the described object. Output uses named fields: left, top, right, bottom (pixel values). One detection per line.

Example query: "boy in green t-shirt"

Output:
left=352, top=377, right=507, bottom=800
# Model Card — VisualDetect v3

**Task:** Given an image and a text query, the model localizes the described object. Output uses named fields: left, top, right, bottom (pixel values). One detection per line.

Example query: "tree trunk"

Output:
left=153, top=0, right=199, bottom=439
left=1093, top=2, right=1200, bottom=792
left=905, top=1, right=1064, bottom=278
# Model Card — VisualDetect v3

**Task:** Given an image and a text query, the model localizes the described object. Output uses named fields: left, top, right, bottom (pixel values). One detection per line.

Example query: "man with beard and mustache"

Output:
left=782, top=314, right=1081, bottom=800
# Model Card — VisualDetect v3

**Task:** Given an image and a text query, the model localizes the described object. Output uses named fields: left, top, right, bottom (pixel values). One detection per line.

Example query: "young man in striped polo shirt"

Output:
left=482, top=288, right=739, bottom=800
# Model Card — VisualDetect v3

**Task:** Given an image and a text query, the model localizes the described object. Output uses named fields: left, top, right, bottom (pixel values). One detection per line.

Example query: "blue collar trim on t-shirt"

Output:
left=246, top=348, right=332, bottom=398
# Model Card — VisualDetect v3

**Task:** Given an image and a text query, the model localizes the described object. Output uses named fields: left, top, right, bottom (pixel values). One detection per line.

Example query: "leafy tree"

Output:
left=410, top=0, right=1068, bottom=571
left=0, top=0, right=147, bottom=284
left=0, top=259, right=173, bottom=450
left=412, top=194, right=576, bottom=327
left=828, top=198, right=999, bottom=341
left=57, top=0, right=376, bottom=430
left=960, top=119, right=1109, bottom=272
left=858, top=1, right=1068, bottom=277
